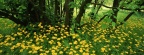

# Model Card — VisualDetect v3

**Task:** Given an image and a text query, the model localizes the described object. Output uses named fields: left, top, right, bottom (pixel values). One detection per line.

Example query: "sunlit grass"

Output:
left=0, top=19, right=17, bottom=35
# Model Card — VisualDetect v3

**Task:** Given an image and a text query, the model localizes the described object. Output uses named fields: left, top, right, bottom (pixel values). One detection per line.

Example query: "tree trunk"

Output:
left=27, top=0, right=51, bottom=25
left=110, top=0, right=121, bottom=23
left=55, top=0, right=60, bottom=21
left=75, top=0, right=92, bottom=26
left=64, top=0, right=74, bottom=31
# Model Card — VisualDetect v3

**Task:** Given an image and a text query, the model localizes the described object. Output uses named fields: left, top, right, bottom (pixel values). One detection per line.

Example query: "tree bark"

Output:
left=64, top=0, right=74, bottom=31
left=27, top=0, right=40, bottom=23
left=75, top=0, right=92, bottom=26
left=110, top=0, right=121, bottom=23
left=55, top=0, right=60, bottom=20
left=27, top=0, right=51, bottom=25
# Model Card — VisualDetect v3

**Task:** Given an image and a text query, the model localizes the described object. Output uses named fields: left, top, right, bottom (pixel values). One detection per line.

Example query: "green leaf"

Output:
left=101, top=24, right=107, bottom=29
left=69, top=2, right=79, bottom=8
left=0, top=2, right=6, bottom=9
left=103, top=10, right=113, bottom=16
left=63, top=39, right=70, bottom=47
left=106, top=18, right=112, bottom=23
left=112, top=22, right=116, bottom=27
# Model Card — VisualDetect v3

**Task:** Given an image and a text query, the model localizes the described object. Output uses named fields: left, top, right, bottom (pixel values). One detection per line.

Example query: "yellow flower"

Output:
left=40, top=53, right=43, bottom=55
left=32, top=50, right=38, bottom=54
left=64, top=32, right=69, bottom=36
left=52, top=36, right=57, bottom=39
left=52, top=52, right=57, bottom=55
left=75, top=45, right=79, bottom=49
left=57, top=38, right=61, bottom=41
left=69, top=42, right=72, bottom=45
left=69, top=51, right=73, bottom=55
left=49, top=27, right=54, bottom=30
left=82, top=52, right=89, bottom=55
left=40, top=53, right=47, bottom=55
left=71, top=34, right=78, bottom=39
left=57, top=42, right=61, bottom=46
left=51, top=50, right=56, bottom=53
left=85, top=44, right=89, bottom=47
left=76, top=54, right=79, bottom=55
left=40, top=26, right=43, bottom=28
left=11, top=37, right=15, bottom=41
left=62, top=25, right=65, bottom=28
left=45, top=50, right=49, bottom=53
left=40, top=39, right=44, bottom=42
left=80, top=40, right=86, bottom=45
left=11, top=46, right=15, bottom=50
left=38, top=22, right=42, bottom=27
left=54, top=34, right=58, bottom=36
left=34, top=32, right=37, bottom=35
left=35, top=47, right=41, bottom=51
left=14, top=34, right=17, bottom=36
left=92, top=50, right=95, bottom=53
left=63, top=36, right=66, bottom=38
left=40, top=49, right=43, bottom=52
left=20, top=49, right=23, bottom=52
left=17, top=32, right=22, bottom=36
left=59, top=51, right=63, bottom=54
left=85, top=48, right=89, bottom=52
left=0, top=34, right=3, bottom=38
left=49, top=40, right=53, bottom=44
left=28, top=51, right=32, bottom=53
left=90, top=54, right=96, bottom=55
left=73, top=41, right=78, bottom=44
left=21, top=44, right=26, bottom=49
left=79, top=49, right=83, bottom=53
left=0, top=50, right=3, bottom=53
left=82, top=32, right=85, bottom=34
left=101, top=47, right=105, bottom=52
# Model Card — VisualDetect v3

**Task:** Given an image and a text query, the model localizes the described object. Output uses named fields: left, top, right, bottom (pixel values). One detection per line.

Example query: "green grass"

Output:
left=0, top=10, right=144, bottom=55
left=0, top=18, right=16, bottom=35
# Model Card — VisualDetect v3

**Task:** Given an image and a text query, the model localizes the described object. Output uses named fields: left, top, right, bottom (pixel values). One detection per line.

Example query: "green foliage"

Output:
left=0, top=2, right=6, bottom=9
left=0, top=19, right=17, bottom=35
left=103, top=10, right=113, bottom=16
left=69, top=2, right=79, bottom=8
left=112, top=22, right=116, bottom=27
left=101, top=24, right=108, bottom=29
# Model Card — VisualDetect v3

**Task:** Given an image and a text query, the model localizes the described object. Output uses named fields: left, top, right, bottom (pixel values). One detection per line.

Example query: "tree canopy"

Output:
left=0, top=0, right=144, bottom=31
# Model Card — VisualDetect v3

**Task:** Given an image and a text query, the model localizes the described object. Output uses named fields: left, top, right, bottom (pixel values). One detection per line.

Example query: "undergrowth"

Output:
left=0, top=18, right=144, bottom=55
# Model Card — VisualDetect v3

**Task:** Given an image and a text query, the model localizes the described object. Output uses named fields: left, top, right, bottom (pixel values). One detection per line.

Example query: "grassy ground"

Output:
left=0, top=19, right=16, bottom=35
left=0, top=10, right=144, bottom=55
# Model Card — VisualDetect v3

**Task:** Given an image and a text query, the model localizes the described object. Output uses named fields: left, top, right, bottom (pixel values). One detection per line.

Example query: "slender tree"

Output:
left=110, top=0, right=121, bottom=23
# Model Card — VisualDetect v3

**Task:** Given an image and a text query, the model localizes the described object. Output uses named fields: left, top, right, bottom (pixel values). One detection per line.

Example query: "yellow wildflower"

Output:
left=73, top=41, right=78, bottom=44
left=49, top=27, right=54, bottom=30
left=0, top=50, right=2, bottom=53
left=101, top=47, right=105, bottom=52
left=79, top=49, right=83, bottom=53
left=82, top=52, right=89, bottom=55
left=59, top=51, right=63, bottom=54
left=52, top=52, right=57, bottom=55
left=69, top=51, right=73, bottom=55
